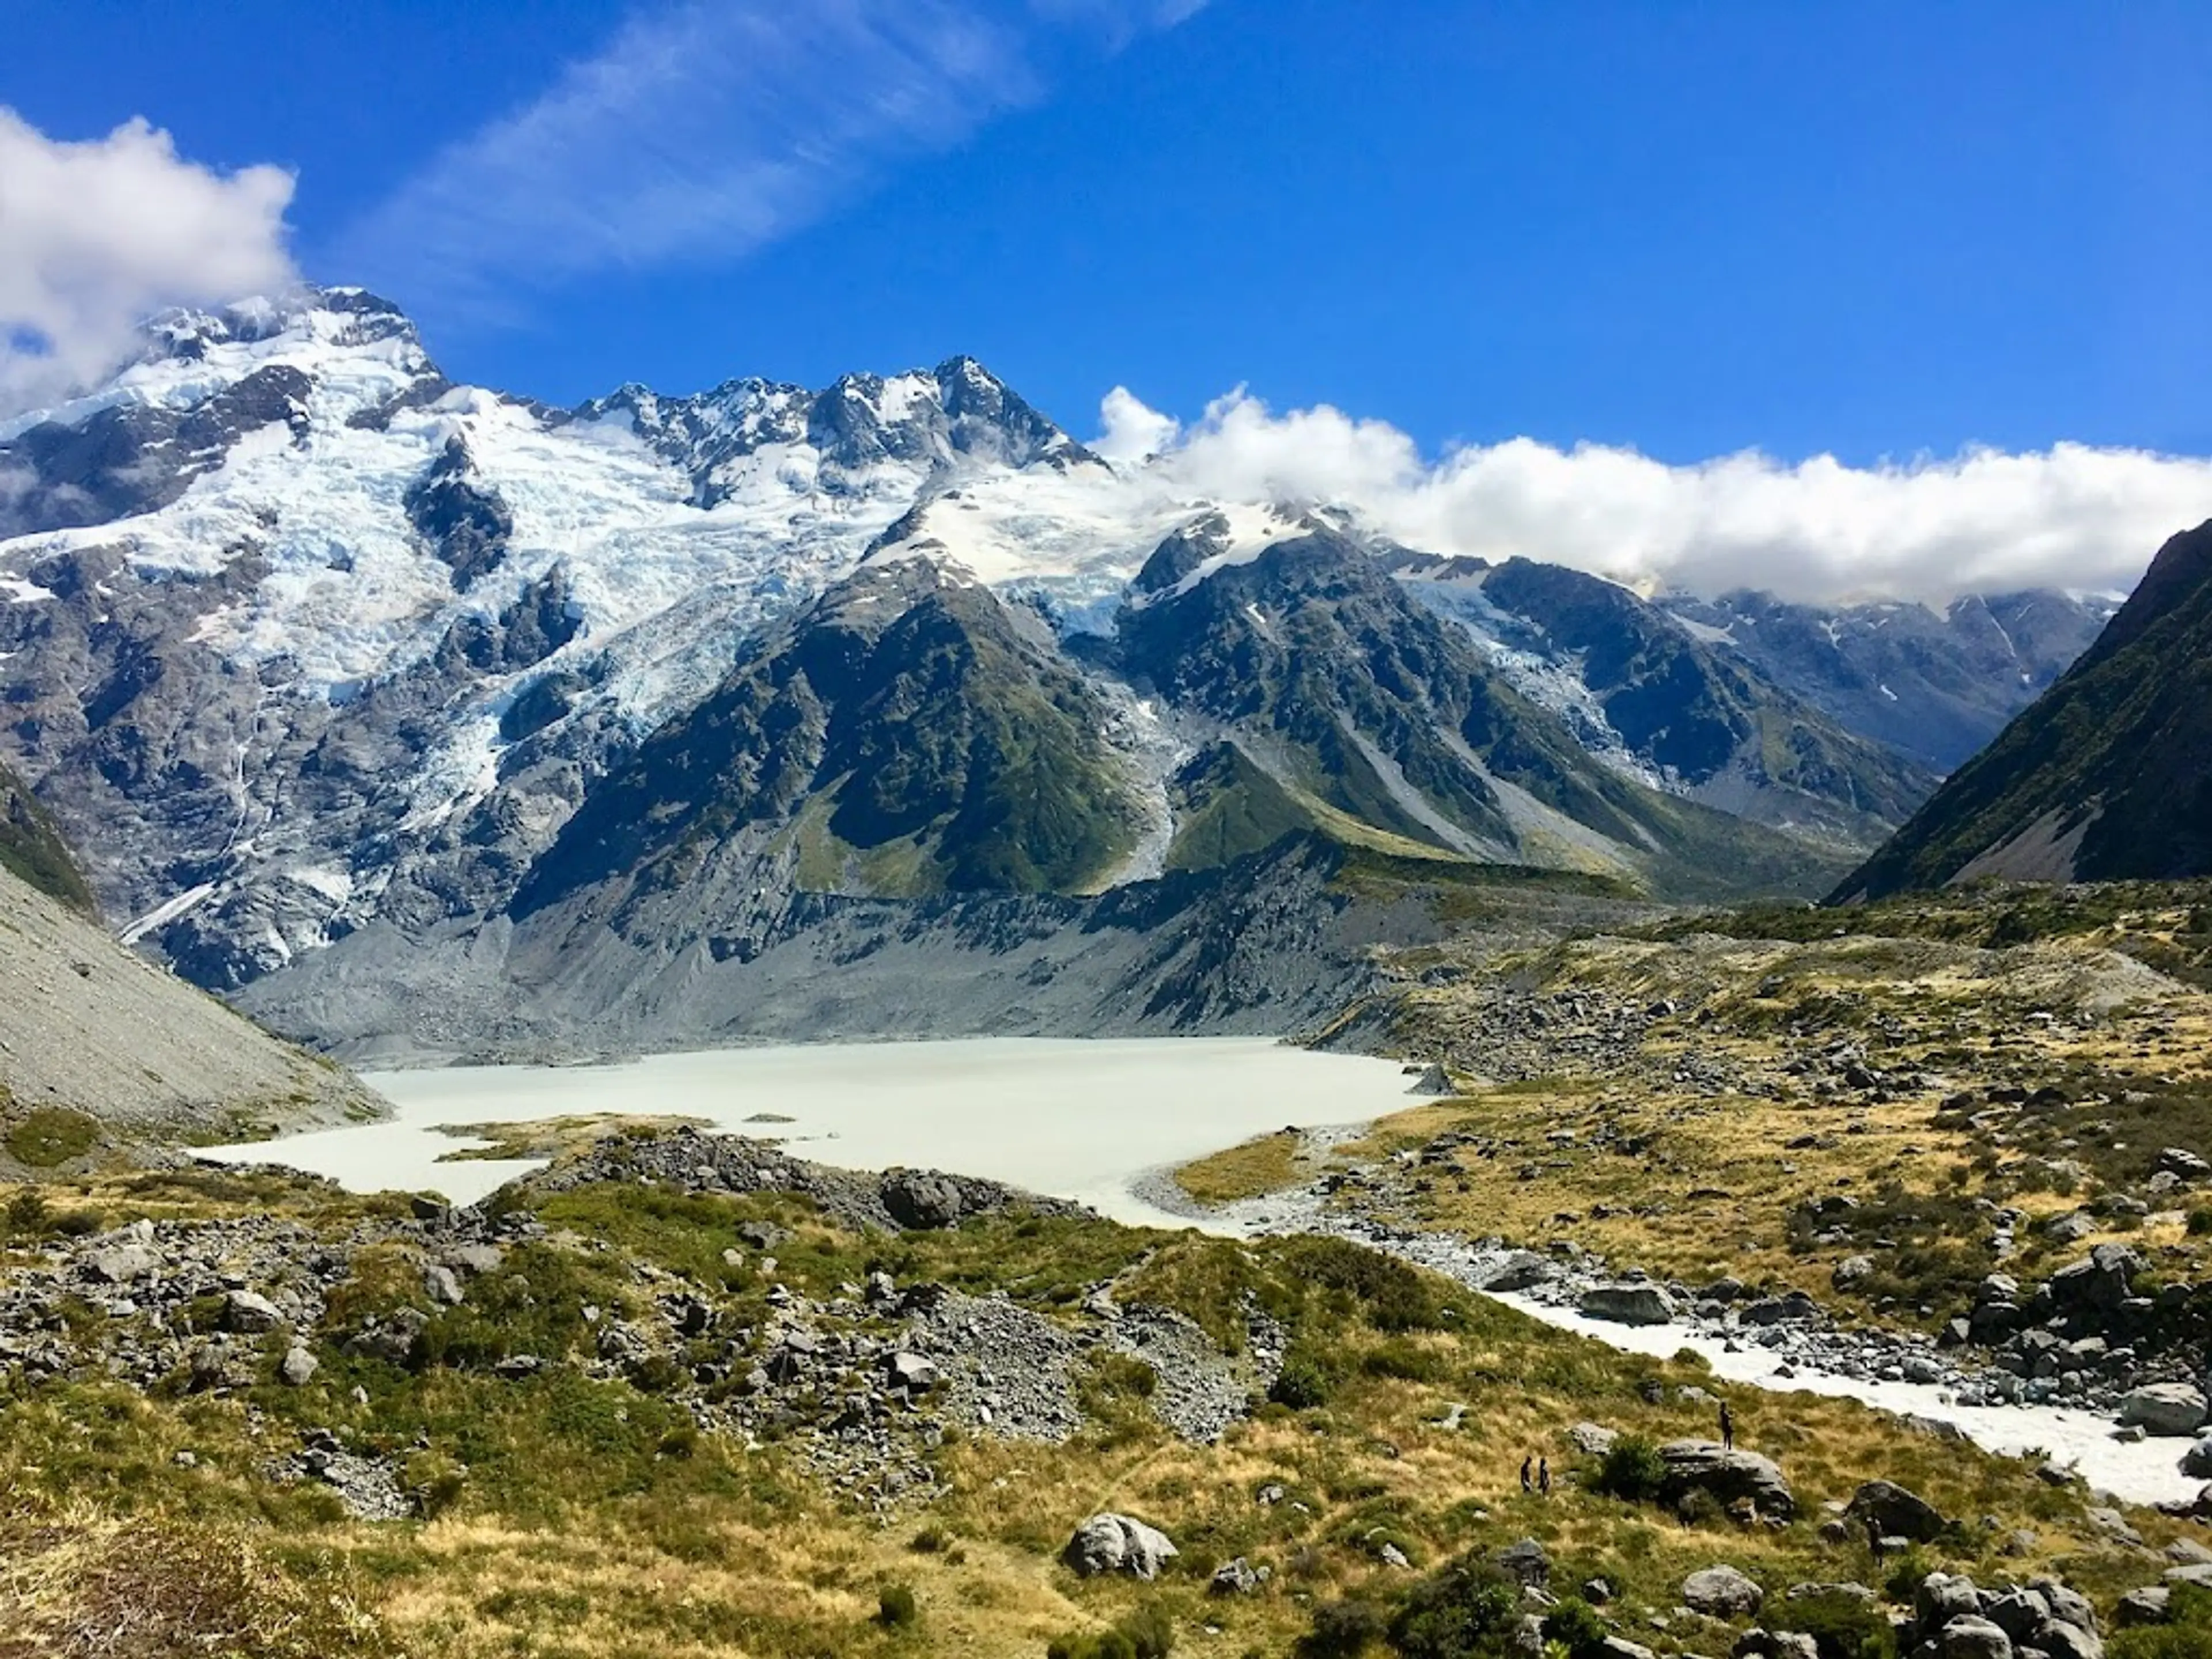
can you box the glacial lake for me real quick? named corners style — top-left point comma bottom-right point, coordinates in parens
top-left (200, 1037), bottom-right (1419, 1226)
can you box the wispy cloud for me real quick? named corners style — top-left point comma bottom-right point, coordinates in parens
top-left (1099, 387), bottom-right (2212, 604)
top-left (0, 110), bottom-right (297, 417)
top-left (340, 0), bottom-right (1202, 321)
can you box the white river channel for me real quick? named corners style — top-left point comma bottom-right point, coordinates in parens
top-left (200, 1036), bottom-right (2199, 1506)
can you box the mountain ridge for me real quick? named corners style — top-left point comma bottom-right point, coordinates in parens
top-left (1838, 519), bottom-right (2212, 900)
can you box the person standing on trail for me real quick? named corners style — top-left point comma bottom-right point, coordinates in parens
top-left (1520, 1455), bottom-right (1533, 1493)
top-left (1538, 1457), bottom-right (1551, 1497)
top-left (1719, 1401), bottom-right (1734, 1450)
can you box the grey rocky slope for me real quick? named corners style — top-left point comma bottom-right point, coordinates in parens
top-left (0, 861), bottom-right (382, 1171)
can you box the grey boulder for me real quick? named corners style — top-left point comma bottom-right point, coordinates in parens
top-left (1683, 1565), bottom-right (1765, 1618)
top-left (2121, 1384), bottom-right (2209, 1437)
top-left (1064, 1513), bottom-right (1177, 1581)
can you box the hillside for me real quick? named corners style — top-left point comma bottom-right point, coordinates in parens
top-left (0, 861), bottom-right (383, 1173)
top-left (0, 756), bottom-right (92, 914)
top-left (1839, 521), bottom-right (2212, 900)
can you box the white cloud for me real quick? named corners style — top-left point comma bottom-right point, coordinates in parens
top-left (342, 0), bottom-right (1202, 321)
top-left (1099, 386), bottom-right (2212, 604)
top-left (0, 110), bottom-right (297, 417)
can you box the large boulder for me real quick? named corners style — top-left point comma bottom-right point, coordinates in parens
top-left (1658, 1441), bottom-right (1795, 1520)
top-left (1064, 1513), bottom-right (1177, 1580)
top-left (2116, 1588), bottom-right (2172, 1629)
top-left (1684, 1565), bottom-right (1766, 1618)
top-left (82, 1243), bottom-right (162, 1284)
top-left (2182, 1436), bottom-right (2212, 1479)
top-left (1580, 1284), bottom-right (1680, 1326)
top-left (1915, 1574), bottom-right (1982, 1633)
top-left (1847, 1479), bottom-right (1948, 1543)
top-left (881, 1170), bottom-right (967, 1230)
top-left (1940, 1616), bottom-right (2014, 1659)
top-left (2047, 1246), bottom-right (2141, 1313)
top-left (222, 1290), bottom-right (286, 1334)
top-left (1496, 1537), bottom-right (1552, 1590)
top-left (2122, 1384), bottom-right (2209, 1437)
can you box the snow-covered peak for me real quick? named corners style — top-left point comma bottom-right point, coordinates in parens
top-left (0, 286), bottom-right (438, 445)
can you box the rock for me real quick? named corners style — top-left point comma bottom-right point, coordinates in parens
top-left (222, 1289), bottom-right (285, 1334)
top-left (1846, 1480), bottom-right (1946, 1543)
top-left (1496, 1538), bottom-right (1552, 1590)
top-left (885, 1352), bottom-right (940, 1393)
top-left (2034, 1581), bottom-right (2097, 1637)
top-left (1480, 1252), bottom-right (1558, 1294)
top-left (1410, 1063), bottom-right (1453, 1095)
top-left (279, 1346), bottom-right (319, 1387)
top-left (2039, 1619), bottom-right (2105, 1659)
top-left (2168, 1540), bottom-right (2212, 1566)
top-left (1683, 1566), bottom-right (1766, 1618)
top-left (408, 1195), bottom-right (450, 1223)
top-left (445, 1243), bottom-right (505, 1277)
top-left (2157, 1148), bottom-right (2212, 1183)
top-left (1787, 1584), bottom-right (1873, 1604)
top-left (882, 1170), bottom-right (966, 1230)
top-left (1581, 1284), bottom-right (1679, 1326)
top-left (1381, 1543), bottom-right (1412, 1569)
top-left (2122, 1384), bottom-right (2209, 1437)
top-left (1982, 1590), bottom-right (2052, 1644)
top-left (1833, 1256), bottom-right (1875, 1290)
top-left (1063, 1513), bottom-right (1177, 1581)
top-left (1917, 1575), bottom-right (1983, 1632)
top-left (1599, 1639), bottom-right (1658, 1659)
top-left (1734, 1631), bottom-right (1818, 1659)
top-left (1658, 1442), bottom-right (1796, 1521)
top-left (1569, 1422), bottom-right (1621, 1456)
top-left (421, 1265), bottom-right (465, 1306)
top-left (2086, 1507), bottom-right (2144, 1546)
top-left (2048, 1246), bottom-right (2141, 1312)
top-left (2166, 1565), bottom-right (2212, 1590)
top-left (2115, 1588), bottom-right (2172, 1629)
top-left (1211, 1557), bottom-right (1263, 1596)
top-left (1940, 1616), bottom-right (2014, 1659)
top-left (82, 1243), bottom-right (161, 1284)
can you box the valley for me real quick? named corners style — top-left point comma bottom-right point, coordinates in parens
top-left (0, 298), bottom-right (2209, 1659)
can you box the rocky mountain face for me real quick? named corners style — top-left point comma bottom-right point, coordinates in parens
top-left (1393, 554), bottom-right (1938, 842)
top-left (1663, 586), bottom-right (2118, 773)
top-left (0, 285), bottom-right (2120, 1040)
top-left (1840, 521), bottom-right (2212, 900)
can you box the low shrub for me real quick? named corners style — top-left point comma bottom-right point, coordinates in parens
top-left (1789, 1589), bottom-right (1896, 1659)
top-left (877, 1583), bottom-right (918, 1628)
top-left (1270, 1352), bottom-right (1334, 1410)
top-left (1291, 1601), bottom-right (1388, 1659)
top-left (1591, 1434), bottom-right (1668, 1503)
top-left (1543, 1597), bottom-right (1612, 1659)
top-left (1388, 1554), bottom-right (1521, 1659)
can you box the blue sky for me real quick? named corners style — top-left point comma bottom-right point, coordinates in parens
top-left (4, 0), bottom-right (2210, 466)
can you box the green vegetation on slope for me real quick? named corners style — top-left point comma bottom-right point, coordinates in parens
top-left (0, 759), bottom-right (94, 915)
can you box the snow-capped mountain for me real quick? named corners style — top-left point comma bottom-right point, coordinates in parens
top-left (0, 287), bottom-right (2111, 1005)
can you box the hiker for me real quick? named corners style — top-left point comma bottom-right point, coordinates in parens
top-left (1719, 1400), bottom-right (1734, 1450)
top-left (1538, 1456), bottom-right (1551, 1497)
top-left (1520, 1455), bottom-right (1533, 1493)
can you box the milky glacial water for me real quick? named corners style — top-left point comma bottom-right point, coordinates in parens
top-left (200, 1037), bottom-right (1414, 1228)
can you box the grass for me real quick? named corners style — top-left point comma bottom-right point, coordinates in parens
top-left (2, 1105), bottom-right (101, 1169)
top-left (1312, 890), bottom-right (2212, 1332)
top-left (1173, 1130), bottom-right (1306, 1204)
top-left (0, 1145), bottom-right (2195, 1658)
